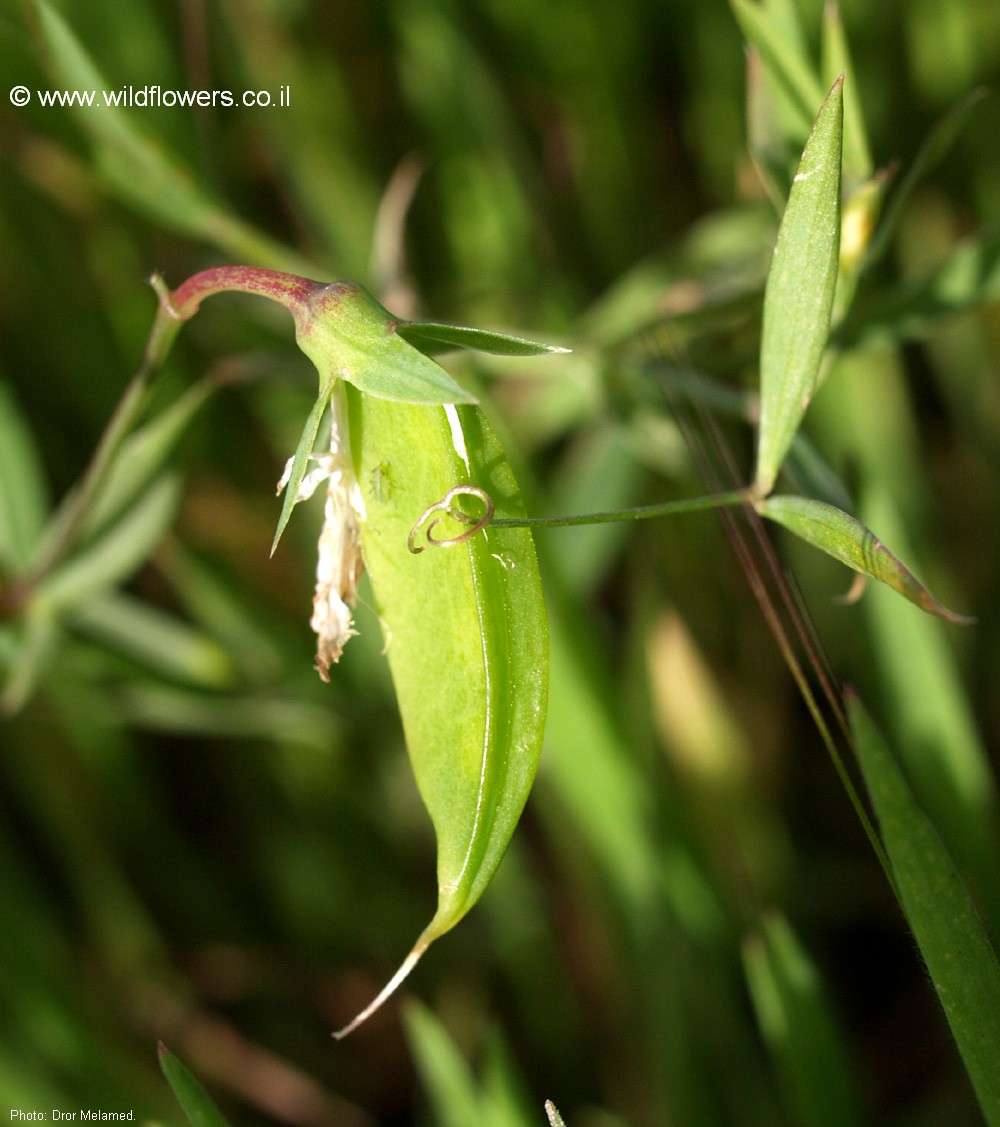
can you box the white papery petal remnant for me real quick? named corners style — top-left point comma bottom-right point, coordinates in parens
top-left (277, 409), bottom-right (365, 680)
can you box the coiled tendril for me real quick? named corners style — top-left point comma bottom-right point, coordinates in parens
top-left (407, 485), bottom-right (495, 554)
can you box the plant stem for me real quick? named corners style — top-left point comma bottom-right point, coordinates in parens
top-left (10, 285), bottom-right (187, 604)
top-left (164, 266), bottom-right (316, 321)
top-left (489, 488), bottom-right (753, 530)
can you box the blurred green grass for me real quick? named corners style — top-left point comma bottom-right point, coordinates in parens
top-left (1, 0), bottom-right (999, 1123)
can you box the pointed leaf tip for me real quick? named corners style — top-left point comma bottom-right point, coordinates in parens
top-left (270, 382), bottom-right (336, 555)
top-left (398, 320), bottom-right (569, 358)
top-left (759, 495), bottom-right (974, 624)
top-left (159, 1042), bottom-right (232, 1127)
top-left (332, 941), bottom-right (427, 1040)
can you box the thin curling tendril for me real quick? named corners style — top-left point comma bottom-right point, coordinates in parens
top-left (407, 485), bottom-right (495, 554)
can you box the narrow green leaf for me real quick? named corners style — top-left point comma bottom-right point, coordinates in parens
top-left (335, 390), bottom-right (547, 1035)
top-left (755, 76), bottom-right (844, 496)
top-left (0, 381), bottom-right (49, 573)
top-left (758, 494), bottom-right (972, 623)
top-left (68, 592), bottom-right (236, 689)
top-left (859, 485), bottom-right (1000, 936)
top-left (847, 694), bottom-right (1000, 1126)
top-left (35, 476), bottom-right (180, 612)
top-left (398, 320), bottom-right (569, 357)
top-left (34, 1), bottom-right (211, 229)
top-left (731, 0), bottom-right (827, 139)
top-left (158, 1042), bottom-right (232, 1127)
top-left (295, 284), bottom-right (478, 405)
top-left (83, 378), bottom-right (215, 540)
top-left (404, 1003), bottom-right (483, 1127)
top-left (862, 88), bottom-right (988, 274)
top-left (836, 224), bottom-right (1000, 349)
top-left (743, 913), bottom-right (866, 1127)
top-left (746, 45), bottom-right (796, 207)
top-left (479, 1032), bottom-right (537, 1127)
top-left (117, 683), bottom-right (336, 752)
top-left (271, 379), bottom-right (335, 555)
top-left (158, 543), bottom-right (287, 683)
top-left (763, 0), bottom-right (810, 60)
top-left (33, 2), bottom-right (308, 273)
top-left (821, 3), bottom-right (872, 186)
top-left (405, 1004), bottom-right (535, 1127)
top-left (0, 609), bottom-right (59, 716)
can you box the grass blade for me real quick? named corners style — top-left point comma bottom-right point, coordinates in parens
top-left (404, 1003), bottom-right (485, 1127)
top-left (731, 0), bottom-right (826, 139)
top-left (158, 1043), bottom-right (232, 1127)
top-left (0, 382), bottom-right (49, 574)
top-left (743, 912), bottom-right (867, 1127)
top-left (821, 3), bottom-right (872, 186)
top-left (847, 693), bottom-right (1000, 1126)
top-left (858, 484), bottom-right (1000, 935)
top-left (36, 475), bottom-right (180, 612)
top-left (68, 592), bottom-right (236, 689)
top-left (863, 87), bottom-right (988, 272)
top-left (82, 378), bottom-right (216, 540)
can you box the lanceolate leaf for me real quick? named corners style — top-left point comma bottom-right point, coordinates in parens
top-left (755, 77), bottom-right (844, 497)
top-left (335, 390), bottom-right (548, 1036)
top-left (271, 379), bottom-right (336, 555)
top-left (847, 694), bottom-right (1000, 1126)
top-left (757, 494), bottom-right (972, 624)
top-left (398, 320), bottom-right (569, 357)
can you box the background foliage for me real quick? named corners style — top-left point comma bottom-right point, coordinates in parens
top-left (1, 0), bottom-right (1000, 1123)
